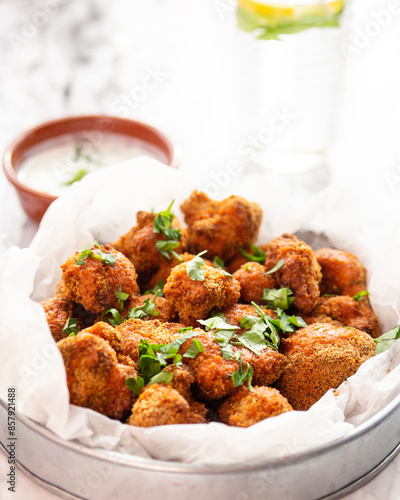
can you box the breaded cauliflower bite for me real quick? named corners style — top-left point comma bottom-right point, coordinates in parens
top-left (41, 297), bottom-right (74, 342)
top-left (275, 323), bottom-right (376, 410)
top-left (112, 211), bottom-right (187, 289)
top-left (223, 303), bottom-right (277, 330)
top-left (232, 262), bottom-right (276, 304)
top-left (219, 386), bottom-right (293, 427)
top-left (127, 384), bottom-right (191, 427)
top-left (61, 243), bottom-right (139, 315)
top-left (264, 234), bottom-right (321, 314)
top-left (315, 248), bottom-right (367, 298)
top-left (57, 332), bottom-right (136, 420)
top-left (302, 295), bottom-right (381, 338)
top-left (164, 262), bottom-right (241, 326)
top-left (180, 191), bottom-right (262, 261)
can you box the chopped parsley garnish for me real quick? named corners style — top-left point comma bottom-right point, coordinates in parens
top-left (63, 317), bottom-right (79, 337)
top-left (231, 353), bottom-right (254, 390)
top-left (144, 279), bottom-right (165, 297)
top-left (153, 201), bottom-right (183, 259)
top-left (126, 291), bottom-right (161, 320)
top-left (125, 330), bottom-right (204, 396)
top-left (103, 308), bottom-right (124, 327)
top-left (239, 243), bottom-right (266, 264)
top-left (262, 288), bottom-right (295, 310)
top-left (353, 291), bottom-right (371, 301)
top-left (153, 201), bottom-right (182, 240)
top-left (115, 285), bottom-right (129, 310)
top-left (104, 291), bottom-right (160, 326)
top-left (76, 240), bottom-right (116, 266)
top-left (374, 326), bottom-right (400, 355)
top-left (265, 259), bottom-right (285, 275)
top-left (187, 250), bottom-right (207, 281)
top-left (213, 256), bottom-right (232, 277)
top-left (155, 240), bottom-right (183, 261)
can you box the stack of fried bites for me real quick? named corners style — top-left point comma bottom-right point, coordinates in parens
top-left (41, 191), bottom-right (383, 428)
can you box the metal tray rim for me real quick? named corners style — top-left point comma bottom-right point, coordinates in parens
top-left (2, 391), bottom-right (400, 475)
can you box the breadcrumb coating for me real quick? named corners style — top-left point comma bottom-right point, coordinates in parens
top-left (164, 262), bottom-right (241, 326)
top-left (232, 262), bottom-right (276, 304)
top-left (275, 323), bottom-right (375, 410)
top-left (219, 386), bottom-right (292, 427)
top-left (302, 295), bottom-right (381, 338)
top-left (264, 234), bottom-right (321, 313)
top-left (315, 248), bottom-right (367, 298)
top-left (181, 191), bottom-right (262, 261)
top-left (57, 332), bottom-right (136, 420)
top-left (61, 244), bottom-right (139, 314)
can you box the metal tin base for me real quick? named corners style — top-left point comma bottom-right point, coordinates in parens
top-left (1, 398), bottom-right (400, 500)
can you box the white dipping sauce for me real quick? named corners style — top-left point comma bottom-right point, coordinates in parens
top-left (18, 133), bottom-right (160, 196)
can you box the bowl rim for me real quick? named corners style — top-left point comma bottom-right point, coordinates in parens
top-left (2, 114), bottom-right (178, 202)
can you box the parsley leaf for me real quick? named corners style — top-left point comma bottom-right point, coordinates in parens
top-left (374, 326), bottom-right (400, 355)
top-left (231, 353), bottom-right (254, 390)
top-left (155, 240), bottom-right (182, 261)
top-left (144, 279), bottom-right (165, 297)
top-left (76, 240), bottom-right (116, 266)
top-left (148, 371), bottom-right (174, 386)
top-left (262, 288), bottom-right (295, 310)
top-left (213, 256), bottom-right (232, 277)
top-left (115, 285), bottom-right (129, 310)
top-left (153, 201), bottom-right (182, 241)
top-left (239, 243), bottom-right (266, 264)
top-left (63, 317), bottom-right (79, 337)
top-left (126, 291), bottom-right (160, 320)
top-left (183, 338), bottom-right (204, 359)
top-left (187, 251), bottom-right (207, 281)
top-left (125, 376), bottom-right (145, 396)
top-left (265, 259), bottom-right (285, 275)
top-left (353, 291), bottom-right (371, 301)
top-left (103, 308), bottom-right (125, 326)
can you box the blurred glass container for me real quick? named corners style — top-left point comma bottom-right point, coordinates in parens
top-left (237, 0), bottom-right (351, 176)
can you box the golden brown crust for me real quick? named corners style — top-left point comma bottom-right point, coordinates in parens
top-left (112, 211), bottom-right (187, 290)
top-left (219, 386), bottom-right (292, 427)
top-left (275, 323), bottom-right (376, 410)
top-left (61, 244), bottom-right (139, 314)
top-left (127, 384), bottom-right (191, 426)
top-left (181, 191), bottom-right (262, 261)
top-left (223, 303), bottom-right (277, 331)
top-left (315, 248), bottom-right (367, 298)
top-left (57, 332), bottom-right (135, 420)
top-left (164, 262), bottom-right (241, 326)
top-left (264, 234), bottom-right (321, 313)
top-left (41, 297), bottom-right (74, 342)
top-left (232, 262), bottom-right (276, 304)
top-left (302, 296), bottom-right (381, 338)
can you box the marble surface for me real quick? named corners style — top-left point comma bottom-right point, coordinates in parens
top-left (1, 0), bottom-right (400, 498)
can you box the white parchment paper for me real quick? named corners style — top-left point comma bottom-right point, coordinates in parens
top-left (1, 156), bottom-right (400, 465)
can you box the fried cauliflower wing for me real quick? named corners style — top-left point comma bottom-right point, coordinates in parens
top-left (61, 243), bottom-right (139, 315)
top-left (219, 386), bottom-right (292, 427)
top-left (127, 383), bottom-right (191, 426)
top-left (57, 332), bottom-right (136, 420)
top-left (264, 234), bottom-right (321, 313)
top-left (112, 211), bottom-right (187, 289)
top-left (302, 295), bottom-right (381, 338)
top-left (164, 261), bottom-right (241, 326)
top-left (315, 247), bottom-right (368, 298)
top-left (180, 191), bottom-right (262, 261)
top-left (232, 262), bottom-right (276, 304)
top-left (275, 323), bottom-right (375, 410)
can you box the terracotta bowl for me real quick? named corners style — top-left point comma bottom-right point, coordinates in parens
top-left (2, 115), bottom-right (178, 223)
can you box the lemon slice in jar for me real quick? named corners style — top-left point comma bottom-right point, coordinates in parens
top-left (237, 0), bottom-right (346, 39)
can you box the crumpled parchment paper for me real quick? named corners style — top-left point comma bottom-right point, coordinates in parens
top-left (1, 156), bottom-right (399, 465)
